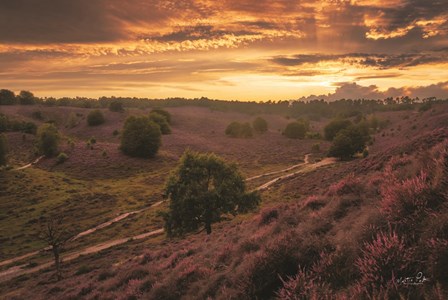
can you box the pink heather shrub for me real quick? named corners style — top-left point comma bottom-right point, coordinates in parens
top-left (276, 268), bottom-right (333, 300)
top-left (258, 207), bottom-right (279, 226)
top-left (427, 238), bottom-right (448, 286)
top-left (301, 195), bottom-right (327, 210)
top-left (380, 171), bottom-right (434, 226)
top-left (355, 231), bottom-right (412, 291)
top-left (327, 173), bottom-right (364, 197)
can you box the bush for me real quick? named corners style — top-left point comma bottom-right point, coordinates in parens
top-left (120, 116), bottom-right (161, 158)
top-left (324, 119), bottom-right (352, 141)
top-left (225, 121), bottom-right (253, 138)
top-left (253, 117), bottom-right (268, 133)
top-left (419, 102), bottom-right (432, 112)
top-left (56, 152), bottom-right (68, 164)
top-left (109, 101), bottom-right (124, 112)
top-left (150, 108), bottom-right (171, 124)
top-left (31, 111), bottom-right (44, 120)
top-left (112, 129), bottom-right (119, 136)
top-left (311, 143), bottom-right (320, 153)
top-left (36, 124), bottom-right (59, 157)
top-left (355, 231), bottom-right (412, 292)
top-left (283, 122), bottom-right (307, 139)
top-left (87, 109), bottom-right (105, 126)
top-left (149, 112), bottom-right (171, 134)
top-left (0, 134), bottom-right (8, 166)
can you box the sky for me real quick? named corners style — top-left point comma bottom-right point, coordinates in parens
top-left (0, 0), bottom-right (447, 101)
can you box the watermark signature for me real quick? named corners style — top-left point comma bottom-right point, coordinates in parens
top-left (396, 272), bottom-right (430, 286)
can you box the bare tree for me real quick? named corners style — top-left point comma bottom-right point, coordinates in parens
top-left (38, 215), bottom-right (70, 281)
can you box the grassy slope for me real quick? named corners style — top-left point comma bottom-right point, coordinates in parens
top-left (0, 103), bottom-right (447, 299)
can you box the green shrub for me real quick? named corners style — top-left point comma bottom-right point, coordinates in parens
top-left (36, 124), bottom-right (59, 157)
top-left (150, 108), bottom-right (171, 124)
top-left (56, 152), bottom-right (68, 164)
top-left (31, 111), bottom-right (44, 120)
top-left (109, 101), bottom-right (124, 112)
top-left (253, 117), bottom-right (268, 133)
top-left (324, 119), bottom-right (352, 141)
top-left (225, 121), bottom-right (253, 138)
top-left (311, 143), bottom-right (320, 153)
top-left (87, 110), bottom-right (105, 126)
top-left (120, 116), bottom-right (161, 158)
top-left (283, 122), bottom-right (306, 139)
top-left (149, 112), bottom-right (171, 134)
top-left (113, 129), bottom-right (119, 136)
top-left (419, 102), bottom-right (432, 112)
top-left (0, 134), bottom-right (8, 166)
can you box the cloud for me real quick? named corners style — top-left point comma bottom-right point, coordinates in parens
top-left (271, 51), bottom-right (448, 69)
top-left (298, 81), bottom-right (448, 101)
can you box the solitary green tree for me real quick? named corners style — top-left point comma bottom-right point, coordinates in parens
top-left (163, 151), bottom-right (260, 235)
top-left (37, 124), bottom-right (59, 157)
top-left (253, 117), bottom-right (268, 133)
top-left (120, 116), bottom-right (161, 158)
top-left (0, 134), bottom-right (8, 166)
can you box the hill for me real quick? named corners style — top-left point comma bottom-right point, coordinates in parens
top-left (0, 101), bottom-right (447, 299)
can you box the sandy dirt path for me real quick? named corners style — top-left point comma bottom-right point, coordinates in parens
top-left (246, 154), bottom-right (310, 181)
top-left (13, 156), bottom-right (44, 171)
top-left (0, 229), bottom-right (164, 283)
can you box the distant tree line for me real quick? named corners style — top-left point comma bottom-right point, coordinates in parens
top-left (1, 89), bottom-right (446, 119)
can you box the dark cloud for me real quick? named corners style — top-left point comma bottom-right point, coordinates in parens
top-left (271, 51), bottom-right (448, 69)
top-left (143, 25), bottom-right (258, 43)
top-left (0, 0), bottom-right (125, 43)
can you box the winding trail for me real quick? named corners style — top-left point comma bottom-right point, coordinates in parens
top-left (13, 156), bottom-right (44, 171)
top-left (0, 229), bottom-right (164, 283)
top-left (246, 154), bottom-right (310, 181)
top-left (0, 154), bottom-right (337, 283)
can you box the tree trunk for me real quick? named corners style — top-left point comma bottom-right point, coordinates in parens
top-left (205, 220), bottom-right (212, 235)
top-left (53, 245), bottom-right (61, 281)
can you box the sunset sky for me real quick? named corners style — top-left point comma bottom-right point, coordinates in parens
top-left (0, 0), bottom-right (447, 101)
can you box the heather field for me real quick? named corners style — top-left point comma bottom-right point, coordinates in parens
top-left (1, 100), bottom-right (448, 299)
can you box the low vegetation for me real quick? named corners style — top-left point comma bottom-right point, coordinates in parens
top-left (253, 117), bottom-right (268, 133)
top-left (87, 109), bottom-right (105, 126)
top-left (120, 116), bottom-right (161, 158)
top-left (283, 121), bottom-right (307, 139)
top-left (225, 121), bottom-right (253, 138)
top-left (0, 133), bottom-right (7, 166)
top-left (149, 112), bottom-right (171, 134)
top-left (36, 123), bottom-right (60, 157)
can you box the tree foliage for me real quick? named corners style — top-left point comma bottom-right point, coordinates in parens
top-left (0, 133), bottom-right (8, 166)
top-left (150, 108), bottom-right (171, 124)
top-left (87, 109), bottom-right (105, 126)
top-left (324, 119), bottom-right (352, 141)
top-left (163, 151), bottom-right (260, 235)
top-left (109, 101), bottom-right (124, 112)
top-left (328, 125), bottom-right (369, 160)
top-left (18, 90), bottom-right (36, 105)
top-left (149, 112), bottom-right (171, 134)
top-left (253, 117), bottom-right (268, 133)
top-left (283, 121), bottom-right (307, 139)
top-left (225, 121), bottom-right (253, 138)
top-left (120, 116), bottom-right (161, 158)
top-left (0, 89), bottom-right (16, 105)
top-left (37, 123), bottom-right (59, 157)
